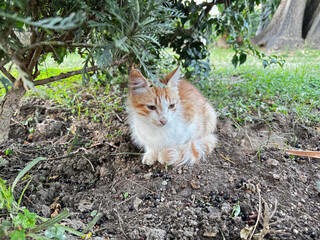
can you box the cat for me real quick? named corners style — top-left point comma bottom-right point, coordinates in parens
top-left (127, 66), bottom-right (217, 166)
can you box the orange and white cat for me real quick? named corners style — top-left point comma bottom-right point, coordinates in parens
top-left (127, 66), bottom-right (217, 166)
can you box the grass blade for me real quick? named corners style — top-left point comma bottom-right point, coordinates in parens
top-left (28, 209), bottom-right (69, 234)
top-left (28, 234), bottom-right (51, 240)
top-left (83, 212), bottom-right (103, 233)
top-left (57, 225), bottom-right (86, 237)
top-left (12, 157), bottom-right (46, 192)
top-left (17, 179), bottom-right (32, 209)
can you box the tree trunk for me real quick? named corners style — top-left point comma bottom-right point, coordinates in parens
top-left (305, 0), bottom-right (320, 48)
top-left (251, 0), bottom-right (287, 47)
top-left (0, 85), bottom-right (26, 144)
top-left (252, 0), bottom-right (307, 51)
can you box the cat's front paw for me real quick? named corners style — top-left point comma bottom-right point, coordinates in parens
top-left (142, 152), bottom-right (158, 165)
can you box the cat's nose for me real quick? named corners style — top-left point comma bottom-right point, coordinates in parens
top-left (160, 118), bottom-right (168, 125)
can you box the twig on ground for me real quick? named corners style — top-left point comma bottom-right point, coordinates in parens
top-left (231, 118), bottom-right (253, 148)
top-left (82, 155), bottom-right (95, 172)
top-left (110, 152), bottom-right (143, 156)
top-left (219, 153), bottom-right (236, 164)
top-left (117, 194), bottom-right (137, 206)
top-left (115, 113), bottom-right (123, 122)
top-left (297, 209), bottom-right (320, 224)
top-left (114, 208), bottom-right (129, 239)
top-left (127, 179), bottom-right (154, 193)
top-left (248, 184), bottom-right (262, 240)
top-left (249, 185), bottom-right (286, 240)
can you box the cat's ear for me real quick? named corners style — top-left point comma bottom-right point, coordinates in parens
top-left (166, 66), bottom-right (182, 89)
top-left (129, 68), bottom-right (149, 93)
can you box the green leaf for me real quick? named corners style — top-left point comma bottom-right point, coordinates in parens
top-left (5, 149), bottom-right (14, 156)
top-left (124, 192), bottom-right (129, 198)
top-left (83, 213), bottom-right (103, 233)
top-left (0, 76), bottom-right (13, 93)
top-left (10, 229), bottom-right (26, 240)
top-left (12, 157), bottom-right (47, 192)
top-left (15, 21), bottom-right (24, 29)
top-left (90, 210), bottom-right (98, 217)
top-left (44, 226), bottom-right (66, 240)
top-left (27, 234), bottom-right (51, 240)
top-left (239, 53), bottom-right (247, 65)
top-left (0, 11), bottom-right (86, 30)
top-left (232, 54), bottom-right (238, 68)
top-left (0, 220), bottom-right (11, 237)
top-left (12, 209), bottom-right (37, 229)
top-left (28, 209), bottom-right (69, 234)
top-left (262, 60), bottom-right (268, 68)
top-left (53, 47), bottom-right (67, 64)
top-left (231, 201), bottom-right (241, 218)
top-left (0, 178), bottom-right (13, 211)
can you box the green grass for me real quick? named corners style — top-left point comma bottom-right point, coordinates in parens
top-left (199, 47), bottom-right (320, 124)
top-left (1, 48), bottom-right (320, 125)
top-left (0, 54), bottom-right (125, 124)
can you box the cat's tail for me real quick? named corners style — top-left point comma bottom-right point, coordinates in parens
top-left (158, 134), bottom-right (217, 166)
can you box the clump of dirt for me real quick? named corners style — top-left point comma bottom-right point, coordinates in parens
top-left (0, 96), bottom-right (319, 240)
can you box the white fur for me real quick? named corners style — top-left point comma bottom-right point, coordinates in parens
top-left (127, 67), bottom-right (217, 166)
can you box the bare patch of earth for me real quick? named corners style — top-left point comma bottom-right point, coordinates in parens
top-left (0, 96), bottom-right (319, 240)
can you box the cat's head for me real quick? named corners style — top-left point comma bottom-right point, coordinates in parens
top-left (128, 66), bottom-right (181, 127)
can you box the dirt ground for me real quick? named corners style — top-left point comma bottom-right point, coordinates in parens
top-left (0, 95), bottom-right (319, 240)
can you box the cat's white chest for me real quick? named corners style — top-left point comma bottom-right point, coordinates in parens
top-left (130, 114), bottom-right (195, 151)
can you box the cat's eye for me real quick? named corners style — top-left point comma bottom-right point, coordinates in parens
top-left (169, 103), bottom-right (175, 109)
top-left (147, 105), bottom-right (156, 110)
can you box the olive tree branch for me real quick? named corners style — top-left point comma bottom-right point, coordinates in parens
top-left (17, 41), bottom-right (106, 56)
top-left (33, 66), bottom-right (99, 86)
top-left (0, 66), bottom-right (16, 83)
top-left (33, 52), bottom-right (129, 86)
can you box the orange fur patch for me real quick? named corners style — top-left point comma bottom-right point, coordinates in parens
top-left (191, 142), bottom-right (199, 164)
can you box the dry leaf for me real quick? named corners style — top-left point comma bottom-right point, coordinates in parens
top-left (88, 141), bottom-right (103, 148)
top-left (286, 150), bottom-right (320, 159)
top-left (240, 226), bottom-right (254, 240)
top-left (70, 124), bottom-right (77, 135)
top-left (180, 183), bottom-right (187, 188)
top-left (190, 179), bottom-right (201, 189)
top-left (49, 175), bottom-right (59, 180)
top-left (203, 232), bottom-right (216, 237)
top-left (50, 197), bottom-right (61, 218)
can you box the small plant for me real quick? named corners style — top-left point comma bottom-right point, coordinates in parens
top-left (0, 157), bottom-right (90, 239)
top-left (5, 149), bottom-right (14, 157)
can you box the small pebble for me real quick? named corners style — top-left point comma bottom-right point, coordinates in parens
top-left (310, 231), bottom-right (316, 238)
top-left (240, 213), bottom-right (247, 221)
top-left (284, 153), bottom-right (290, 158)
top-left (232, 197), bottom-right (238, 203)
top-left (293, 229), bottom-right (299, 234)
top-left (248, 219), bottom-right (255, 225)
top-left (215, 196), bottom-right (222, 202)
top-left (209, 191), bottom-right (216, 196)
top-left (273, 174), bottom-right (281, 180)
top-left (129, 206), bottom-right (135, 211)
top-left (162, 180), bottom-right (168, 186)
top-left (240, 177), bottom-right (246, 183)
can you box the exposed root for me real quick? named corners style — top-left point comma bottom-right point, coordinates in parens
top-left (249, 185), bottom-right (286, 240)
